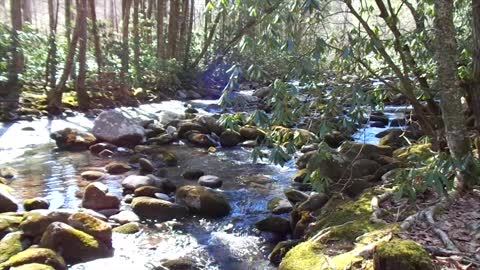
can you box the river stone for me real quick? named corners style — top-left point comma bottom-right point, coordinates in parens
top-left (23, 197), bottom-right (49, 211)
top-left (255, 216), bottom-right (291, 235)
top-left (182, 169), bottom-right (205, 180)
top-left (267, 198), bottom-right (293, 214)
top-left (109, 210), bottom-right (140, 225)
top-left (122, 175), bottom-right (175, 192)
top-left (50, 128), bottom-right (96, 151)
top-left (0, 188), bottom-right (18, 213)
top-left (148, 134), bottom-right (175, 145)
top-left (177, 122), bottom-right (208, 138)
top-left (253, 86), bottom-right (272, 99)
top-left (0, 232), bottom-right (29, 264)
top-left (131, 197), bottom-right (188, 221)
top-left (40, 222), bottom-right (113, 264)
top-left (239, 126), bottom-right (265, 140)
top-left (99, 149), bottom-right (114, 158)
top-left (198, 175), bottom-right (223, 189)
top-left (284, 189), bottom-right (309, 204)
top-left (161, 258), bottom-right (201, 270)
top-left (82, 182), bottom-right (120, 210)
top-left (187, 133), bottom-right (217, 147)
top-left (92, 110), bottom-right (145, 147)
top-left (323, 131), bottom-right (347, 148)
top-left (112, 222), bottom-right (140, 234)
top-left (175, 186), bottom-right (230, 217)
top-left (9, 263), bottom-right (55, 270)
top-left (1, 248), bottom-right (66, 270)
top-left (269, 239), bottom-right (301, 266)
top-left (379, 130), bottom-right (409, 149)
top-left (239, 140), bottom-right (258, 148)
top-left (351, 159), bottom-right (381, 178)
top-left (219, 130), bottom-right (242, 147)
top-left (0, 166), bottom-right (16, 179)
top-left (339, 142), bottom-right (393, 160)
top-left (197, 115), bottom-right (224, 135)
top-left (80, 171), bottom-right (105, 181)
top-left (105, 162), bottom-right (131, 174)
top-left (20, 212), bottom-right (57, 237)
top-left (67, 212), bottom-right (112, 245)
top-left (369, 114), bottom-right (389, 125)
top-left (134, 186), bottom-right (165, 197)
top-left (297, 193), bottom-right (329, 212)
top-left (370, 121), bottom-right (386, 128)
top-left (89, 142), bottom-right (117, 155)
top-left (139, 158), bottom-right (155, 173)
top-left (373, 239), bottom-right (434, 270)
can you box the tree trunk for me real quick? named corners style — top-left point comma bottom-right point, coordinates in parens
top-left (76, 0), bottom-right (89, 109)
top-left (183, 0), bottom-right (194, 68)
top-left (133, 0), bottom-right (141, 83)
top-left (45, 0), bottom-right (59, 90)
top-left (204, 0), bottom-right (210, 65)
top-left (22, 0), bottom-right (32, 24)
top-left (469, 0), bottom-right (480, 132)
top-left (88, 0), bottom-right (103, 74)
top-left (121, 0), bottom-right (132, 85)
top-left (65, 0), bottom-right (73, 45)
top-left (177, 0), bottom-right (189, 59)
top-left (168, 0), bottom-right (179, 59)
top-left (434, 0), bottom-right (475, 191)
top-left (156, 0), bottom-right (166, 59)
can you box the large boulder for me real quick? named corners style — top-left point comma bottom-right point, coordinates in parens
top-left (351, 159), bottom-right (381, 178)
top-left (239, 126), bottom-right (265, 140)
top-left (131, 197), bottom-right (188, 221)
top-left (339, 142), bottom-right (393, 160)
top-left (40, 222), bottom-right (113, 264)
top-left (122, 175), bottom-right (175, 193)
top-left (373, 239), bottom-right (434, 270)
top-left (92, 110), bottom-right (145, 147)
top-left (50, 128), bottom-right (96, 151)
top-left (197, 115), bottom-right (224, 135)
top-left (255, 216), bottom-right (291, 234)
top-left (0, 232), bottom-right (30, 264)
top-left (67, 212), bottom-right (112, 245)
top-left (0, 188), bottom-right (18, 213)
top-left (220, 130), bottom-right (243, 147)
top-left (186, 133), bottom-right (217, 147)
top-left (177, 122), bottom-right (208, 138)
top-left (175, 186), bottom-right (230, 217)
top-left (0, 248), bottom-right (66, 270)
top-left (82, 182), bottom-right (120, 210)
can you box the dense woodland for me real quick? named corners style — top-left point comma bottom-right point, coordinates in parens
top-left (0, 0), bottom-right (480, 269)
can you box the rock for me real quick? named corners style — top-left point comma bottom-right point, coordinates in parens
top-left (155, 193), bottom-right (171, 201)
top-left (89, 142), bottom-right (117, 155)
top-left (148, 134), bottom-right (175, 145)
top-left (219, 130), bottom-right (242, 147)
top-left (373, 239), bottom-right (434, 270)
top-left (292, 169), bottom-right (308, 183)
top-left (197, 115), bottom-right (224, 135)
top-left (23, 198), bottom-right (49, 211)
top-left (0, 232), bottom-right (29, 264)
top-left (139, 158), bottom-right (155, 173)
top-left (82, 182), bottom-right (120, 210)
top-left (323, 131), bottom-right (347, 148)
top-left (255, 216), bottom-right (291, 234)
top-left (177, 122), bottom-right (208, 138)
top-left (370, 121), bottom-right (386, 128)
top-left (369, 114), bottom-right (389, 125)
top-left (339, 142), bottom-right (393, 160)
top-left (131, 197), bottom-right (188, 221)
top-left (134, 186), bottom-right (165, 197)
top-left (297, 193), bottom-right (329, 212)
top-left (284, 189), bottom-right (309, 204)
top-left (267, 198), bottom-right (293, 214)
top-left (97, 209), bottom-right (119, 217)
top-left (50, 128), bottom-right (96, 151)
top-left (239, 140), bottom-right (257, 147)
top-left (390, 118), bottom-right (406, 127)
top-left (0, 188), bottom-right (18, 213)
top-left (269, 240), bottom-right (301, 266)
top-left (67, 212), bottom-right (112, 245)
top-left (198, 175), bottom-right (223, 188)
top-left (80, 171), bottom-right (105, 181)
top-left (122, 175), bottom-right (175, 192)
top-left (99, 149), bottom-right (114, 158)
top-left (1, 248), bottom-right (66, 270)
top-left (0, 167), bottom-right (16, 179)
top-left (344, 179), bottom-right (371, 198)
top-left (158, 111), bottom-right (184, 126)
top-left (109, 210), bottom-right (140, 225)
top-left (105, 162), bottom-right (131, 174)
top-left (112, 222), bottom-right (140, 234)
top-left (92, 110), bottom-right (145, 147)
top-left (175, 186), bottom-right (230, 217)
top-left (351, 159), bottom-right (381, 178)
top-left (40, 222), bottom-right (113, 264)
top-left (19, 212), bottom-right (56, 237)
top-left (300, 144), bottom-right (318, 153)
top-left (186, 133), bottom-right (217, 147)
top-left (161, 258), bottom-right (201, 270)
top-left (252, 86), bottom-right (272, 99)
top-left (239, 126), bottom-right (265, 140)
top-left (379, 130), bottom-right (409, 149)
top-left (10, 263), bottom-right (56, 270)
top-left (182, 169), bottom-right (205, 180)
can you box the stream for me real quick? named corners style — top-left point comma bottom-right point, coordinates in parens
top-left (0, 92), bottom-right (408, 269)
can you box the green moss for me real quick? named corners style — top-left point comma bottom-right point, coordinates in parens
top-left (113, 222), bottom-right (140, 234)
top-left (11, 263), bottom-right (55, 270)
top-left (2, 248), bottom-right (66, 270)
top-left (279, 242), bottom-right (327, 270)
top-left (0, 232), bottom-right (27, 263)
top-left (374, 239), bottom-right (434, 270)
top-left (163, 151), bottom-right (178, 166)
top-left (292, 169), bottom-right (307, 183)
top-left (393, 143), bottom-right (432, 161)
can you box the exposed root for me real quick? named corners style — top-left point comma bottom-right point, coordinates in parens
top-left (370, 192), bottom-right (393, 224)
top-left (423, 246), bottom-right (480, 266)
top-left (310, 221), bottom-right (355, 243)
top-left (423, 207), bottom-right (459, 252)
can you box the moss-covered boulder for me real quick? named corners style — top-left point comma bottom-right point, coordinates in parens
top-left (23, 198), bottom-right (49, 211)
top-left (373, 239), bottom-right (434, 270)
top-left (239, 126), bottom-right (265, 140)
top-left (255, 216), bottom-right (291, 235)
top-left (175, 186), bottom-right (230, 218)
top-left (67, 212), bottom-right (112, 245)
top-left (0, 232), bottom-right (30, 264)
top-left (132, 197), bottom-right (188, 221)
top-left (1, 248), bottom-right (66, 270)
top-left (0, 188), bottom-right (18, 213)
top-left (40, 222), bottom-right (113, 264)
top-left (10, 263), bottom-right (55, 270)
top-left (269, 240), bottom-right (302, 266)
top-left (393, 143), bottom-right (433, 161)
top-left (112, 222), bottom-right (140, 234)
top-left (267, 198), bottom-right (293, 214)
top-left (220, 130), bottom-right (242, 147)
top-left (0, 213), bottom-right (22, 238)
top-left (339, 142), bottom-right (393, 160)
top-left (19, 212), bottom-right (56, 237)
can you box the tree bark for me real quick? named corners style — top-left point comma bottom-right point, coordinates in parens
top-left (156, 0), bottom-right (166, 59)
top-left (121, 0), bottom-right (132, 85)
top-left (88, 0), bottom-right (103, 74)
top-left (434, 0), bottom-right (475, 191)
top-left (469, 0), bottom-right (480, 132)
top-left (133, 0), bottom-right (141, 83)
top-left (183, 0), bottom-right (194, 68)
top-left (22, 0), bottom-right (33, 24)
top-left (76, 0), bottom-right (90, 109)
top-left (168, 0), bottom-right (180, 59)
top-left (177, 0), bottom-right (189, 59)
top-left (45, 0), bottom-right (59, 90)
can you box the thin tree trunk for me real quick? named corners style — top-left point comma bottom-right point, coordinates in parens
top-left (469, 0), bottom-right (480, 132)
top-left (45, 0), bottom-right (59, 90)
top-left (192, 11), bottom-right (221, 68)
top-left (121, 0), bottom-right (132, 85)
top-left (168, 0), bottom-right (179, 59)
top-left (434, 0), bottom-right (475, 191)
top-left (88, 0), bottom-right (103, 74)
top-left (204, 0), bottom-right (210, 66)
top-left (156, 0), bottom-right (165, 59)
top-left (177, 0), bottom-right (189, 59)
top-left (77, 0), bottom-right (90, 109)
top-left (22, 0), bottom-right (32, 24)
top-left (133, 0), bottom-right (141, 83)
top-left (66, 0), bottom-right (72, 45)
top-left (183, 0), bottom-right (194, 68)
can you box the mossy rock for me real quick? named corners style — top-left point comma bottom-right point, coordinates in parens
top-left (112, 222), bottom-right (140, 234)
top-left (19, 212), bottom-right (55, 237)
top-left (67, 212), bottom-right (112, 245)
top-left (10, 263), bottom-right (55, 270)
top-left (292, 169), bottom-right (307, 183)
top-left (23, 198), bottom-right (49, 211)
top-left (0, 232), bottom-right (30, 264)
top-left (373, 239), bottom-right (434, 270)
top-left (0, 213), bottom-right (23, 238)
top-left (1, 248), bottom-right (66, 270)
top-left (162, 151), bottom-right (178, 166)
top-left (393, 143), bottom-right (433, 161)
top-left (279, 242), bottom-right (327, 270)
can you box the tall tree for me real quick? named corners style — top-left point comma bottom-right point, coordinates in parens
top-left (121, 0), bottom-right (133, 85)
top-left (88, 0), bottom-right (104, 74)
top-left (45, 0), bottom-right (59, 90)
top-left (183, 0), bottom-right (195, 68)
top-left (178, 0), bottom-right (189, 59)
top-left (76, 0), bottom-right (90, 109)
top-left (469, 0), bottom-right (480, 132)
top-left (22, 0), bottom-right (33, 24)
top-left (156, 0), bottom-right (166, 59)
top-left (434, 0), bottom-right (475, 191)
top-left (168, 0), bottom-right (180, 59)
top-left (133, 0), bottom-right (141, 83)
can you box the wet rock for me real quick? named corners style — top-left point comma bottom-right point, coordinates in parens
top-left (351, 159), bottom-right (381, 178)
top-left (369, 114), bottom-right (389, 125)
top-left (252, 86), bottom-right (272, 99)
top-left (339, 142), bottom-right (393, 160)
top-left (161, 258), bottom-right (201, 270)
top-left (40, 222), bottom-right (113, 264)
top-left (154, 193), bottom-right (172, 201)
top-left (390, 118), bottom-right (406, 127)
top-left (9, 263), bottom-right (55, 270)
top-left (175, 186), bottom-right (230, 217)
top-left (379, 130), bottom-right (409, 149)
top-left (0, 232), bottom-right (29, 264)
top-left (139, 158), bottom-right (155, 173)
top-left (197, 115), bottom-right (224, 135)
top-left (80, 171), bottom-right (105, 181)
top-left (147, 134), bottom-right (175, 145)
top-left (131, 197), bottom-right (188, 221)
top-left (92, 110), bottom-right (145, 147)
top-left (50, 128), bottom-right (96, 151)
top-left (112, 222), bottom-right (140, 234)
top-left (292, 169), bottom-right (308, 183)
top-left (373, 239), bottom-right (434, 270)
top-left (267, 198), bottom-right (293, 214)
top-left (89, 142), bottom-right (117, 155)
top-left (255, 216), bottom-right (291, 234)
top-left (158, 111), bottom-right (184, 126)
top-left (219, 130), bottom-right (242, 147)
top-left (284, 189), bottom-right (309, 204)
top-left (20, 212), bottom-right (56, 237)
top-left (186, 133), bottom-right (217, 147)
top-left (292, 212), bottom-right (315, 239)
top-left (0, 188), bottom-right (18, 213)
top-left (370, 121), bottom-right (386, 128)
top-left (239, 140), bottom-right (257, 147)
top-left (23, 198), bottom-right (49, 211)
top-left (67, 212), bottom-right (112, 245)
top-left (239, 126), bottom-right (265, 140)
top-left (122, 175), bottom-right (175, 192)
top-left (109, 210), bottom-right (140, 225)
top-left (198, 175), bottom-right (223, 189)
top-left (323, 131), bottom-right (347, 148)
top-left (98, 149), bottom-right (114, 158)
top-left (105, 162), bottom-right (131, 174)
top-left (0, 166), bottom-right (16, 179)
top-left (134, 186), bottom-right (165, 197)
top-left (177, 122), bottom-right (208, 138)
top-left (182, 169), bottom-right (205, 180)
top-left (97, 209), bottom-right (119, 217)
top-left (297, 193), bottom-right (329, 212)
top-left (82, 182), bottom-right (120, 210)
top-left (269, 239), bottom-right (301, 266)
top-left (1, 248), bottom-right (66, 270)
